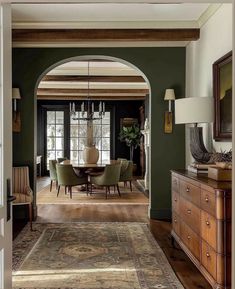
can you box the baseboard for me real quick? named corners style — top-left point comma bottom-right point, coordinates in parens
top-left (150, 208), bottom-right (171, 221)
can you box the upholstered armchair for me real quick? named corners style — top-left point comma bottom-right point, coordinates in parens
top-left (119, 160), bottom-right (133, 191)
top-left (49, 160), bottom-right (58, 191)
top-left (12, 166), bottom-right (33, 230)
top-left (90, 163), bottom-right (121, 199)
top-left (56, 164), bottom-right (88, 198)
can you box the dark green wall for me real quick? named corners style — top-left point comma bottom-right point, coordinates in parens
top-left (13, 47), bottom-right (185, 220)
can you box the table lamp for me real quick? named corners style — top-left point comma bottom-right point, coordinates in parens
top-left (175, 97), bottom-right (214, 163)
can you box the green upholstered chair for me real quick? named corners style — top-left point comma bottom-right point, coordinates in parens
top-left (57, 157), bottom-right (67, 163)
top-left (56, 164), bottom-right (88, 199)
top-left (119, 160), bottom-right (134, 191)
top-left (49, 160), bottom-right (58, 192)
top-left (90, 163), bottom-right (121, 199)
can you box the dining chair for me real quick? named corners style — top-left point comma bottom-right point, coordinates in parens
top-left (12, 166), bottom-right (33, 231)
top-left (119, 160), bottom-right (134, 191)
top-left (57, 157), bottom-right (67, 163)
top-left (49, 160), bottom-right (58, 192)
top-left (90, 163), bottom-right (121, 199)
top-left (56, 164), bottom-right (88, 198)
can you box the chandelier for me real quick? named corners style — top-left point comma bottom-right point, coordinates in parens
top-left (69, 61), bottom-right (105, 121)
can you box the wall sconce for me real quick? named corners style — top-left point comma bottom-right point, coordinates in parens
top-left (12, 88), bottom-right (21, 112)
top-left (164, 89), bottom-right (175, 133)
top-left (12, 88), bottom-right (21, 132)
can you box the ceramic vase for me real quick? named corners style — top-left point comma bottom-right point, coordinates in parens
top-left (83, 145), bottom-right (99, 164)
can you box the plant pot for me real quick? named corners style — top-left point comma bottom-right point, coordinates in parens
top-left (83, 146), bottom-right (99, 164)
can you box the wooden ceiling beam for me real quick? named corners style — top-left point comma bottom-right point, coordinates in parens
top-left (37, 95), bottom-right (146, 100)
top-left (37, 88), bottom-right (149, 94)
top-left (42, 75), bottom-right (145, 82)
top-left (13, 28), bottom-right (200, 42)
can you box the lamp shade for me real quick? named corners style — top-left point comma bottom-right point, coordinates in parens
top-left (12, 88), bottom-right (21, 99)
top-left (175, 97), bottom-right (214, 124)
top-left (164, 89), bottom-right (175, 101)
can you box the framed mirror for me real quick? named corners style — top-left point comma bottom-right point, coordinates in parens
top-left (213, 51), bottom-right (232, 141)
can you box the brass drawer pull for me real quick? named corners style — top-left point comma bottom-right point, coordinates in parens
top-left (174, 198), bottom-right (177, 202)
top-left (205, 196), bottom-right (209, 202)
top-left (186, 187), bottom-right (190, 192)
top-left (187, 209), bottom-right (191, 214)
top-left (187, 235), bottom-right (191, 240)
top-left (206, 221), bottom-right (210, 226)
top-left (206, 252), bottom-right (210, 258)
top-left (174, 219), bottom-right (177, 223)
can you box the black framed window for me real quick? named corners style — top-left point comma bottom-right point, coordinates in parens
top-left (70, 111), bottom-right (111, 163)
top-left (46, 111), bottom-right (65, 169)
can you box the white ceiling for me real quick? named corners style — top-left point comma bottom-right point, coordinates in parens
top-left (12, 3), bottom-right (210, 22)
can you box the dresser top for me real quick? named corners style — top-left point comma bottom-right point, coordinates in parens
top-left (171, 169), bottom-right (232, 191)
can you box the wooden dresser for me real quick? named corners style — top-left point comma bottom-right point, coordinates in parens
top-left (171, 170), bottom-right (231, 289)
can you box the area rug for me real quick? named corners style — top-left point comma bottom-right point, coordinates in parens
top-left (37, 182), bottom-right (148, 205)
top-left (13, 223), bottom-right (183, 289)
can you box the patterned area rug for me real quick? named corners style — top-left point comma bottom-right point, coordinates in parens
top-left (13, 223), bottom-right (183, 289)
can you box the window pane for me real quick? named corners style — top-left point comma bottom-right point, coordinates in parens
top-left (56, 138), bottom-right (64, 150)
top-left (56, 111), bottom-right (64, 124)
top-left (102, 151), bottom-right (110, 162)
top-left (78, 138), bottom-right (86, 150)
top-left (102, 112), bottom-right (110, 124)
top-left (47, 137), bottom-right (55, 150)
top-left (78, 151), bottom-right (84, 163)
top-left (47, 151), bottom-right (55, 160)
top-left (70, 125), bottom-right (79, 137)
top-left (71, 112), bottom-right (79, 124)
top-left (47, 111), bottom-right (55, 124)
top-left (71, 150), bottom-right (78, 161)
top-left (47, 125), bottom-right (56, 137)
top-left (102, 138), bottom-right (110, 150)
top-left (78, 125), bottom-right (87, 137)
top-left (102, 125), bottom-right (110, 137)
top-left (93, 125), bottom-right (101, 138)
top-left (56, 151), bottom-right (63, 158)
top-left (56, 125), bottom-right (64, 137)
top-left (70, 138), bottom-right (78, 150)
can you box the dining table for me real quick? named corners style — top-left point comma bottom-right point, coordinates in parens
top-left (61, 159), bottom-right (113, 169)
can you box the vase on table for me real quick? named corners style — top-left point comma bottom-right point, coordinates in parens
top-left (83, 145), bottom-right (99, 164)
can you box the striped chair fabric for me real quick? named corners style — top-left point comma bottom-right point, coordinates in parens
top-left (12, 166), bottom-right (33, 204)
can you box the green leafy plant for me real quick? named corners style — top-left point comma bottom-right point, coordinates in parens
top-left (119, 125), bottom-right (142, 161)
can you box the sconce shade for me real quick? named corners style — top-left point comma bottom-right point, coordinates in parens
top-left (12, 88), bottom-right (21, 100)
top-left (175, 97), bottom-right (214, 124)
top-left (164, 89), bottom-right (175, 101)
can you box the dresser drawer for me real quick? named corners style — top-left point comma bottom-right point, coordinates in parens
top-left (201, 210), bottom-right (217, 251)
top-left (201, 189), bottom-right (216, 217)
top-left (172, 191), bottom-right (180, 214)
top-left (172, 212), bottom-right (180, 236)
top-left (180, 180), bottom-right (200, 206)
top-left (180, 197), bottom-right (200, 234)
top-left (172, 175), bottom-right (179, 193)
top-left (201, 240), bottom-right (217, 280)
top-left (180, 221), bottom-right (200, 261)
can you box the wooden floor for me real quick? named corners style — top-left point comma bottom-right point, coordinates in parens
top-left (13, 176), bottom-right (211, 289)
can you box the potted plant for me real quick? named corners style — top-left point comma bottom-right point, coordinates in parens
top-left (119, 124), bottom-right (142, 161)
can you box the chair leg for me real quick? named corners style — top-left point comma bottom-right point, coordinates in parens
top-left (70, 186), bottom-right (72, 199)
top-left (105, 186), bottom-right (108, 199)
top-left (50, 180), bottom-right (53, 192)
top-left (29, 203), bottom-right (33, 231)
top-left (86, 183), bottom-right (89, 196)
top-left (117, 184), bottom-right (121, 197)
top-left (57, 185), bottom-right (60, 197)
top-left (130, 181), bottom-right (132, 191)
top-left (56, 181), bottom-right (58, 189)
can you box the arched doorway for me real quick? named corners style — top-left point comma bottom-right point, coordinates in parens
top-left (34, 55), bottom-right (152, 220)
